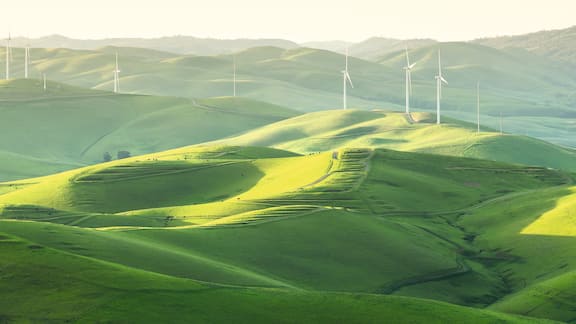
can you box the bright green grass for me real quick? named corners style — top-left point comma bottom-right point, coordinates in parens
top-left (1, 146), bottom-right (571, 313)
top-left (0, 145), bottom-right (574, 322)
top-left (0, 233), bottom-right (547, 323)
top-left (0, 79), bottom-right (299, 181)
top-left (458, 186), bottom-right (576, 322)
top-left (210, 109), bottom-right (576, 172)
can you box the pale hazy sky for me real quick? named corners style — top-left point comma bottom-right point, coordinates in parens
top-left (5, 0), bottom-right (575, 42)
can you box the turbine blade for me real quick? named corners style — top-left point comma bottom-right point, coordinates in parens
top-left (441, 76), bottom-right (448, 85)
top-left (408, 72), bottom-right (412, 95)
top-left (346, 72), bottom-right (354, 88)
top-left (409, 62), bottom-right (417, 69)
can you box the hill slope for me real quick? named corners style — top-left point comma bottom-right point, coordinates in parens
top-left (2, 43), bottom-right (573, 147)
top-left (0, 232), bottom-right (546, 323)
top-left (0, 144), bottom-right (574, 322)
top-left (208, 109), bottom-right (576, 172)
top-left (0, 79), bottom-right (298, 181)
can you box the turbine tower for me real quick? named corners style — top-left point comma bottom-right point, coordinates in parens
top-left (43, 73), bottom-right (47, 92)
top-left (232, 56), bottom-right (237, 97)
top-left (342, 48), bottom-right (354, 109)
top-left (24, 43), bottom-right (31, 79)
top-left (476, 82), bottom-right (480, 133)
top-left (434, 49), bottom-right (448, 124)
top-left (113, 52), bottom-right (120, 93)
top-left (403, 47), bottom-right (416, 115)
top-left (5, 33), bottom-right (12, 80)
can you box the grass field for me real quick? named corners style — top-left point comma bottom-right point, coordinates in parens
top-left (0, 79), bottom-right (299, 181)
top-left (0, 233), bottom-right (549, 323)
top-left (0, 143), bottom-right (574, 322)
top-left (1, 30), bottom-right (576, 323)
top-left (1, 42), bottom-right (574, 148)
top-left (209, 109), bottom-right (576, 172)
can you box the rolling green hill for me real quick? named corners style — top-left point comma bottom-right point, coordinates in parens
top-left (0, 144), bottom-right (574, 322)
top-left (207, 109), bottom-right (576, 172)
top-left (2, 42), bottom-right (573, 148)
top-left (0, 79), bottom-right (298, 181)
top-left (0, 233), bottom-right (547, 323)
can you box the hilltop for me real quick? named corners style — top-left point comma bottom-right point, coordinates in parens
top-left (1, 43), bottom-right (573, 148)
top-left (208, 109), bottom-right (576, 172)
top-left (2, 34), bottom-right (299, 55)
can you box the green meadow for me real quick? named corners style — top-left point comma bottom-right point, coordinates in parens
top-left (1, 142), bottom-right (574, 322)
top-left (1, 32), bottom-right (576, 322)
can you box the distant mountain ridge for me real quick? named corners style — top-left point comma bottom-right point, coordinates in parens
top-left (3, 25), bottom-right (576, 62)
top-left (2, 34), bottom-right (299, 56)
top-left (473, 25), bottom-right (576, 64)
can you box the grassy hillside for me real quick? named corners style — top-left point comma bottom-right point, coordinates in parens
top-left (458, 186), bottom-right (576, 322)
top-left (0, 233), bottom-right (546, 323)
top-left (2, 43), bottom-right (573, 147)
top-left (0, 80), bottom-right (298, 181)
top-left (0, 144), bottom-right (573, 322)
top-left (208, 109), bottom-right (576, 172)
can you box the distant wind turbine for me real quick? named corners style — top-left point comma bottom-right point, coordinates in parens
top-left (233, 55), bottom-right (237, 97)
top-left (403, 47), bottom-right (417, 115)
top-left (342, 48), bottom-right (354, 109)
top-left (113, 52), bottom-right (120, 93)
top-left (476, 82), bottom-right (480, 133)
top-left (499, 112), bottom-right (503, 134)
top-left (43, 73), bottom-right (47, 92)
top-left (435, 49), bottom-right (448, 124)
top-left (24, 43), bottom-right (31, 79)
top-left (5, 33), bottom-right (12, 80)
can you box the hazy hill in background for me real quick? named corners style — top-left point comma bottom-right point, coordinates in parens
top-left (3, 34), bottom-right (299, 56)
top-left (1, 42), bottom-right (574, 147)
top-left (4, 24), bottom-right (576, 63)
top-left (474, 25), bottom-right (576, 64)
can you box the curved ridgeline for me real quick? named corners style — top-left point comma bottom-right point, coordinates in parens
top-left (0, 144), bottom-right (574, 322)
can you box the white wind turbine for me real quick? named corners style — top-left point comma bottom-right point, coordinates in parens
top-left (476, 81), bottom-right (480, 133)
top-left (5, 33), bottom-right (12, 80)
top-left (435, 49), bottom-right (448, 124)
top-left (232, 55), bottom-right (237, 97)
top-left (113, 52), bottom-right (120, 93)
top-left (342, 48), bottom-right (354, 109)
top-left (403, 47), bottom-right (417, 115)
top-left (24, 42), bottom-right (31, 79)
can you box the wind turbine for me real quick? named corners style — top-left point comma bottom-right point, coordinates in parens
top-left (113, 52), bottom-right (120, 93)
top-left (342, 48), bottom-right (354, 109)
top-left (43, 73), bottom-right (47, 92)
top-left (434, 49), bottom-right (448, 124)
top-left (5, 33), bottom-right (12, 80)
top-left (476, 82), bottom-right (480, 133)
top-left (232, 55), bottom-right (237, 97)
top-left (403, 47), bottom-right (416, 115)
top-left (24, 42), bottom-right (31, 79)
